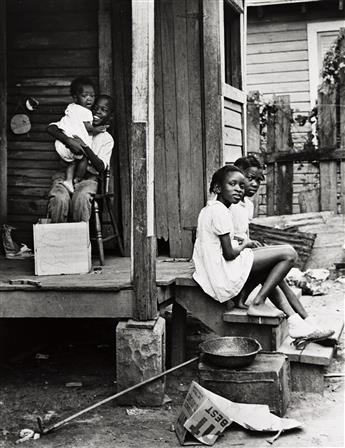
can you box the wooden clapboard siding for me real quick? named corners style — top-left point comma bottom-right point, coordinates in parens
top-left (154, 0), bottom-right (204, 257)
top-left (247, 13), bottom-right (309, 114)
top-left (246, 4), bottom-right (344, 115)
top-left (6, 0), bottom-right (99, 242)
top-left (223, 97), bottom-right (243, 163)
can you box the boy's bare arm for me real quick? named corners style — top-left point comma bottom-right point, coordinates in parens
top-left (47, 124), bottom-right (84, 155)
top-left (84, 122), bottom-right (109, 135)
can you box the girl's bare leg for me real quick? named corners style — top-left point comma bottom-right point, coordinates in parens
top-left (245, 245), bottom-right (297, 316)
top-left (279, 279), bottom-right (308, 318)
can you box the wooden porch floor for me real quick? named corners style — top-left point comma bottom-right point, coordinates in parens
top-left (0, 256), bottom-right (194, 318)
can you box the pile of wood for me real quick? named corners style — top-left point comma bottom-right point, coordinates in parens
top-left (249, 223), bottom-right (316, 270)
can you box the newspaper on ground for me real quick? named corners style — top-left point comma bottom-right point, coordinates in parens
top-left (175, 381), bottom-right (302, 446)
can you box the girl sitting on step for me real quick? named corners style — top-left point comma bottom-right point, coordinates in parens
top-left (192, 165), bottom-right (333, 342)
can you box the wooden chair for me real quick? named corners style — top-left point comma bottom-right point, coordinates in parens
top-left (91, 168), bottom-right (124, 265)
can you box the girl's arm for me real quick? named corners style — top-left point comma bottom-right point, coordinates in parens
top-left (219, 234), bottom-right (256, 261)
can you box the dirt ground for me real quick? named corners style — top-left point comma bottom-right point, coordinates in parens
top-left (0, 281), bottom-right (344, 448)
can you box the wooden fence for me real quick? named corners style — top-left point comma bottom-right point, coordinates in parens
top-left (247, 69), bottom-right (345, 217)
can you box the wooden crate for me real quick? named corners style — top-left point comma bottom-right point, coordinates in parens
top-left (198, 352), bottom-right (291, 417)
top-left (33, 222), bottom-right (91, 276)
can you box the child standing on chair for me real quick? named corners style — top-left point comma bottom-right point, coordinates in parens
top-left (55, 77), bottom-right (109, 193)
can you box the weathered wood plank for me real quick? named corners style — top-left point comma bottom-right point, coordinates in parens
top-left (98, 0), bottom-right (113, 95)
top-left (0, 0), bottom-right (7, 224)
top-left (112, 1), bottom-right (131, 255)
top-left (131, 0), bottom-right (158, 320)
top-left (247, 28), bottom-right (307, 45)
top-left (9, 31), bottom-right (97, 50)
top-left (264, 149), bottom-right (345, 163)
top-left (154, 0), bottom-right (169, 241)
top-left (318, 88), bottom-right (337, 150)
top-left (247, 70), bottom-right (309, 85)
top-left (224, 108), bottom-right (242, 129)
top-left (161, 0), bottom-right (182, 256)
top-left (223, 127), bottom-right (243, 146)
top-left (173, 0), bottom-right (193, 257)
top-left (186, 0), bottom-right (205, 230)
top-left (247, 50), bottom-right (308, 65)
top-left (247, 40), bottom-right (307, 55)
top-left (319, 161), bottom-right (338, 213)
top-left (8, 49), bottom-right (98, 68)
top-left (202, 0), bottom-right (223, 192)
top-left (247, 60), bottom-right (309, 75)
top-left (266, 163), bottom-right (275, 215)
top-left (7, 12), bottom-right (97, 32)
top-left (276, 162), bottom-right (293, 215)
top-left (246, 91), bottom-right (261, 153)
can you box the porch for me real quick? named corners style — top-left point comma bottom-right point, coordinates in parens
top-left (0, 256), bottom-right (194, 319)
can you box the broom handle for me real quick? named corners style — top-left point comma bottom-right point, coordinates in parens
top-left (42, 356), bottom-right (199, 434)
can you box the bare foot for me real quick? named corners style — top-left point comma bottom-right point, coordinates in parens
top-left (225, 299), bottom-right (235, 311)
top-left (233, 290), bottom-right (249, 309)
top-left (247, 303), bottom-right (285, 318)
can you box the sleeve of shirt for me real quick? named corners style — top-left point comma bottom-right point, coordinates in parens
top-left (211, 205), bottom-right (232, 235)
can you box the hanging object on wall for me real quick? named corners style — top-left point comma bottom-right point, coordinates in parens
top-left (10, 113), bottom-right (31, 135)
top-left (25, 97), bottom-right (39, 111)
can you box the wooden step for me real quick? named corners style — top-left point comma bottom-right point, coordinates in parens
top-left (278, 315), bottom-right (344, 393)
top-left (223, 303), bottom-right (288, 351)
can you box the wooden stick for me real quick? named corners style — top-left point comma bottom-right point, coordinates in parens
top-left (39, 356), bottom-right (199, 435)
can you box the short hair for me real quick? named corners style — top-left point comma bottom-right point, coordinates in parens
top-left (209, 165), bottom-right (243, 194)
top-left (97, 94), bottom-right (115, 113)
top-left (70, 77), bottom-right (95, 96)
top-left (234, 155), bottom-right (264, 172)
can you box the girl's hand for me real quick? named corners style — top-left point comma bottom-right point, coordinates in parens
top-left (241, 238), bottom-right (257, 249)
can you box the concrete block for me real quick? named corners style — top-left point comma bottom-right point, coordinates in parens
top-left (116, 317), bottom-right (166, 406)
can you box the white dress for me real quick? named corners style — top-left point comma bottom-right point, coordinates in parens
top-left (54, 103), bottom-right (93, 162)
top-left (192, 200), bottom-right (254, 303)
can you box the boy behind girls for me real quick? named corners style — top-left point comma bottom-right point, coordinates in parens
top-left (54, 77), bottom-right (109, 194)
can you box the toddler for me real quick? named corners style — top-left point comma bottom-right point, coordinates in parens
top-left (54, 77), bottom-right (108, 193)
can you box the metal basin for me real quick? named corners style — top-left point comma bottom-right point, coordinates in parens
top-left (199, 336), bottom-right (262, 369)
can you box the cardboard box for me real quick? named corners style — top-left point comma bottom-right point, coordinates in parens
top-left (33, 222), bottom-right (91, 276)
top-left (175, 381), bottom-right (231, 446)
top-left (175, 381), bottom-right (301, 446)
top-left (198, 353), bottom-right (290, 417)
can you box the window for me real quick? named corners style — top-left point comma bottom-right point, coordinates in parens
top-left (307, 20), bottom-right (345, 106)
top-left (224, 1), bottom-right (242, 89)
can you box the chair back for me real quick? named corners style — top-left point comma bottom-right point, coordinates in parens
top-left (99, 167), bottom-right (111, 195)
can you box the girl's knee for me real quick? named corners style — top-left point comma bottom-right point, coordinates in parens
top-left (282, 245), bottom-right (298, 265)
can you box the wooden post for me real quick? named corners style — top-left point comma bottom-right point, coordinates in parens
top-left (202, 0), bottom-right (224, 195)
top-left (318, 88), bottom-right (337, 150)
top-left (131, 0), bottom-right (158, 320)
top-left (98, 0), bottom-right (113, 95)
top-left (0, 0), bottom-right (7, 225)
top-left (340, 64), bottom-right (345, 213)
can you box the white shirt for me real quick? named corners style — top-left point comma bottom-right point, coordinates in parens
top-left (229, 197), bottom-right (254, 240)
top-left (86, 131), bottom-right (114, 174)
